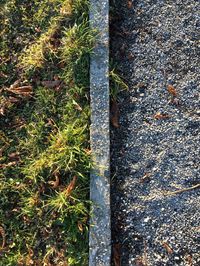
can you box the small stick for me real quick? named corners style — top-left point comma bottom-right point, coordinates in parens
top-left (165, 183), bottom-right (200, 196)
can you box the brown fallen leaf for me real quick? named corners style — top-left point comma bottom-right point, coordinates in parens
top-left (113, 243), bottom-right (121, 266)
top-left (185, 254), bottom-right (193, 266)
top-left (170, 97), bottom-right (180, 106)
top-left (73, 100), bottom-right (82, 111)
top-left (154, 112), bottom-right (170, 120)
top-left (84, 148), bottom-right (92, 155)
top-left (10, 80), bottom-right (21, 89)
top-left (139, 173), bottom-right (151, 183)
top-left (135, 257), bottom-right (146, 266)
top-left (0, 95), bottom-right (21, 116)
top-left (167, 84), bottom-right (177, 97)
top-left (127, 0), bottom-right (133, 9)
top-left (128, 52), bottom-right (135, 60)
top-left (10, 117), bottom-right (26, 130)
top-left (193, 226), bottom-right (200, 232)
top-left (120, 43), bottom-right (127, 57)
top-left (0, 98), bottom-right (13, 116)
top-left (65, 176), bottom-right (77, 196)
top-left (35, 27), bottom-right (41, 33)
top-left (41, 80), bottom-right (61, 89)
top-left (115, 31), bottom-right (124, 37)
top-left (60, 0), bottom-right (72, 16)
top-left (0, 72), bottom-right (8, 78)
top-left (46, 118), bottom-right (55, 128)
top-left (0, 161), bottom-right (17, 169)
top-left (25, 245), bottom-right (34, 266)
top-left (0, 149), bottom-right (3, 158)
top-left (27, 245), bottom-right (34, 258)
top-left (121, 27), bottom-right (133, 36)
top-left (78, 221), bottom-right (83, 233)
top-left (111, 100), bottom-right (120, 128)
top-left (135, 241), bottom-right (148, 266)
top-left (7, 86), bottom-right (33, 96)
top-left (0, 226), bottom-right (6, 250)
top-left (8, 152), bottom-right (20, 162)
top-left (8, 96), bottom-right (20, 103)
top-left (0, 107), bottom-right (5, 116)
top-left (162, 241), bottom-right (173, 254)
top-left (48, 172), bottom-right (60, 188)
top-left (0, 144), bottom-right (9, 158)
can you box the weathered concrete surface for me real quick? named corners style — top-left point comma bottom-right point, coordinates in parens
top-left (89, 0), bottom-right (110, 265)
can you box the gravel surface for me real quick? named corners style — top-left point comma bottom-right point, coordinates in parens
top-left (110, 1), bottom-right (200, 265)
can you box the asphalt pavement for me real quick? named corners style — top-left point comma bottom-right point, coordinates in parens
top-left (111, 1), bottom-right (200, 265)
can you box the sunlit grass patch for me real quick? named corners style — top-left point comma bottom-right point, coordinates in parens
top-left (0, 0), bottom-right (95, 265)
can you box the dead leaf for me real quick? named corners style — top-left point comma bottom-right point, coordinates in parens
top-left (128, 52), bottom-right (134, 60)
top-left (72, 100), bottom-right (82, 111)
top-left (127, 0), bottom-right (133, 9)
top-left (0, 161), bottom-right (17, 169)
top-left (35, 27), bottom-right (41, 33)
top-left (10, 79), bottom-right (21, 90)
top-left (84, 148), bottom-right (92, 156)
top-left (60, 1), bottom-right (72, 16)
top-left (8, 96), bottom-right (20, 103)
top-left (135, 241), bottom-right (148, 266)
top-left (167, 84), bottom-right (177, 97)
top-left (0, 95), bottom-right (20, 116)
top-left (162, 242), bottom-right (173, 254)
top-left (0, 72), bottom-right (8, 78)
top-left (185, 254), bottom-right (193, 266)
top-left (154, 112), bottom-right (170, 120)
top-left (78, 222), bottom-right (83, 233)
top-left (0, 226), bottom-right (6, 249)
top-left (135, 257), bottom-right (146, 266)
top-left (0, 107), bottom-right (5, 116)
top-left (113, 243), bottom-right (121, 266)
top-left (111, 100), bottom-right (120, 128)
top-left (7, 86), bottom-right (33, 96)
top-left (139, 173), bottom-right (151, 183)
top-left (65, 176), bottom-right (77, 196)
top-left (41, 80), bottom-right (61, 89)
top-left (0, 98), bottom-right (13, 116)
top-left (48, 172), bottom-right (60, 188)
top-left (115, 31), bottom-right (124, 37)
top-left (75, 104), bottom-right (82, 111)
top-left (25, 255), bottom-right (34, 266)
top-left (10, 117), bottom-right (26, 130)
top-left (170, 98), bottom-right (180, 106)
top-left (10, 80), bottom-right (21, 89)
top-left (8, 152), bottom-right (20, 162)
top-left (0, 144), bottom-right (9, 158)
top-left (193, 226), bottom-right (200, 232)
top-left (0, 149), bottom-right (3, 158)
top-left (120, 43), bottom-right (127, 57)
top-left (26, 244), bottom-right (34, 259)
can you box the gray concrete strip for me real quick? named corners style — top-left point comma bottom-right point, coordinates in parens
top-left (89, 0), bottom-right (110, 266)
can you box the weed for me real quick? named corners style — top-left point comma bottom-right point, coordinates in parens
top-left (110, 68), bottom-right (129, 99)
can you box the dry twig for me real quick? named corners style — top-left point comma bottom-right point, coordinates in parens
top-left (165, 183), bottom-right (200, 196)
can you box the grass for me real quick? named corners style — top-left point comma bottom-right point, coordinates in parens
top-left (0, 0), bottom-right (95, 265)
top-left (109, 67), bottom-right (129, 100)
